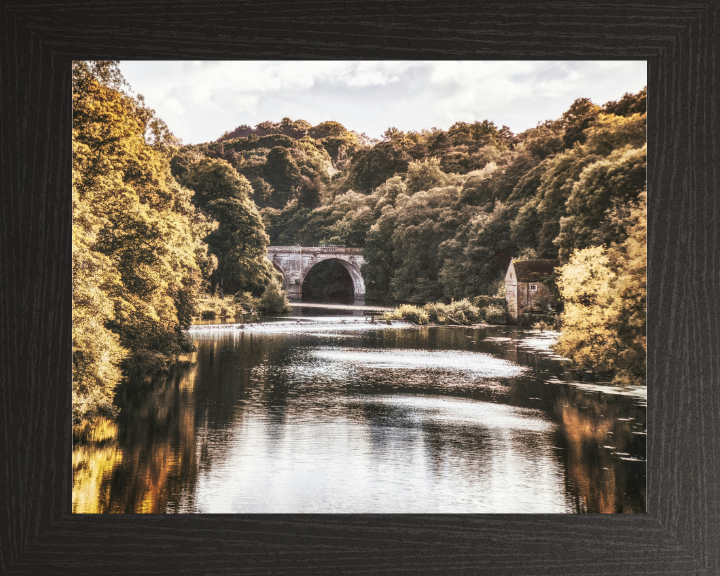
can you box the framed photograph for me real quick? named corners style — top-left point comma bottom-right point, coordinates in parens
top-left (3, 1), bottom-right (718, 573)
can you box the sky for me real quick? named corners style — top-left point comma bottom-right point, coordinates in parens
top-left (118, 61), bottom-right (647, 145)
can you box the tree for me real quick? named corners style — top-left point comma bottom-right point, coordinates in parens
top-left (582, 112), bottom-right (646, 157)
top-left (440, 202), bottom-right (518, 298)
top-left (72, 187), bottom-right (127, 422)
top-left (457, 163), bottom-right (498, 207)
top-left (204, 197), bottom-right (273, 296)
top-left (559, 97), bottom-right (601, 150)
top-left (179, 157), bottom-right (273, 296)
top-left (553, 246), bottom-right (619, 371)
top-left (258, 276), bottom-right (292, 313)
top-left (373, 175), bottom-right (406, 203)
top-left (73, 61), bottom-right (204, 420)
top-left (603, 87), bottom-right (647, 117)
top-left (556, 144), bottom-right (646, 259)
top-left (362, 204), bottom-right (398, 301)
top-left (389, 187), bottom-right (460, 303)
top-left (531, 146), bottom-right (602, 256)
top-left (605, 188), bottom-right (647, 384)
top-left (554, 189), bottom-right (646, 384)
top-left (404, 157), bottom-right (452, 194)
top-left (182, 157), bottom-right (253, 208)
top-left (166, 87), bottom-right (648, 324)
top-left (338, 141), bottom-right (411, 194)
top-left (297, 176), bottom-right (322, 208)
top-left (263, 146), bottom-right (303, 207)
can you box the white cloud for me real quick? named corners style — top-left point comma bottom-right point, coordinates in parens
top-left (118, 60), bottom-right (647, 144)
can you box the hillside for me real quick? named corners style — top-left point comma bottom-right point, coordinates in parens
top-left (173, 88), bottom-right (646, 303)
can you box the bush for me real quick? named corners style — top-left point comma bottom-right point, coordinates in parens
top-left (258, 277), bottom-right (292, 313)
top-left (233, 291), bottom-right (259, 313)
top-left (445, 299), bottom-right (481, 324)
top-left (383, 304), bottom-right (429, 325)
top-left (472, 295), bottom-right (507, 311)
top-left (424, 301), bottom-right (447, 323)
top-left (484, 304), bottom-right (506, 325)
top-left (424, 299), bottom-right (480, 325)
top-left (196, 294), bottom-right (239, 321)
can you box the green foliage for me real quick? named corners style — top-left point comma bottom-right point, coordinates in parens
top-left (297, 176), bottom-right (323, 208)
top-left (181, 157), bottom-right (253, 207)
top-left (362, 204), bottom-right (398, 300)
top-left (424, 299), bottom-right (481, 325)
top-left (602, 87), bottom-right (646, 117)
top-left (261, 190), bottom-right (377, 248)
top-left (383, 304), bottom-right (430, 325)
top-left (338, 141), bottom-right (412, 194)
top-left (405, 157), bottom-right (453, 194)
top-left (531, 147), bottom-right (602, 256)
top-left (374, 175), bottom-right (406, 202)
top-left (390, 187), bottom-right (461, 303)
top-left (558, 97), bottom-right (601, 150)
top-left (582, 113), bottom-right (647, 156)
top-left (484, 304), bottom-right (507, 325)
top-left (195, 294), bottom-right (250, 320)
top-left (518, 124), bottom-right (564, 160)
top-left (233, 291), bottom-right (260, 311)
top-left (553, 246), bottom-right (619, 369)
top-left (258, 276), bottom-right (292, 313)
top-left (204, 197), bottom-right (274, 295)
top-left (439, 201), bottom-right (518, 299)
top-left (177, 156), bottom-right (274, 297)
top-left (263, 147), bottom-right (303, 207)
top-left (72, 198), bottom-right (127, 423)
top-left (446, 120), bottom-right (505, 148)
top-left (556, 144), bottom-right (646, 259)
top-left (308, 121), bottom-right (349, 139)
top-left (472, 295), bottom-right (507, 310)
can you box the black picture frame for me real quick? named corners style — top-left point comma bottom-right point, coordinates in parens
top-left (2, 1), bottom-right (718, 574)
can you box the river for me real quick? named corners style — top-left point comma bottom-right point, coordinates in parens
top-left (72, 308), bottom-right (646, 514)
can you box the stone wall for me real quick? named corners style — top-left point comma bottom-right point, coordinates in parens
top-left (266, 246), bottom-right (366, 300)
top-left (515, 281), bottom-right (555, 316)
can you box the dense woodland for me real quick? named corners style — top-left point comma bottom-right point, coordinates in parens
top-left (73, 61), bottom-right (646, 423)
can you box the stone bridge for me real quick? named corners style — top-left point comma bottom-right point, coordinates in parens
top-left (267, 246), bottom-right (365, 300)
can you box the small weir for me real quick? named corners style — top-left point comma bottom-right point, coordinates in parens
top-left (187, 317), bottom-right (410, 333)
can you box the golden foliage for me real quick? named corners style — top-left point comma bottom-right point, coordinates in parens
top-left (554, 189), bottom-right (646, 384)
top-left (73, 62), bottom-right (205, 421)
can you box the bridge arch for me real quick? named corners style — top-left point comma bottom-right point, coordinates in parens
top-left (266, 246), bottom-right (365, 301)
top-left (300, 258), bottom-right (365, 302)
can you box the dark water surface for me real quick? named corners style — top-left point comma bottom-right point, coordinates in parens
top-left (73, 312), bottom-right (646, 513)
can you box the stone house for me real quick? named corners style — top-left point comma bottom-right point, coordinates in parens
top-left (505, 259), bottom-right (560, 322)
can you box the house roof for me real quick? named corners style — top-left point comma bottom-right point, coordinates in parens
top-left (512, 259), bottom-right (560, 282)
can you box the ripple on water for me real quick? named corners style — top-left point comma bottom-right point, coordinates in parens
top-left (349, 394), bottom-right (554, 433)
top-left (313, 347), bottom-right (527, 379)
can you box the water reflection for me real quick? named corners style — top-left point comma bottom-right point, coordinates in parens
top-left (73, 319), bottom-right (646, 513)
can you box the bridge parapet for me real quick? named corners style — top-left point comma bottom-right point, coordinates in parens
top-left (267, 246), bottom-right (363, 255)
